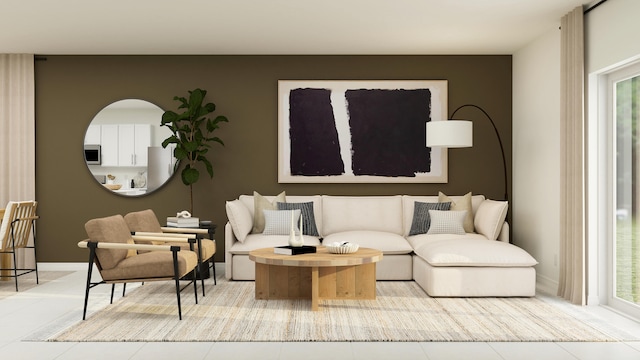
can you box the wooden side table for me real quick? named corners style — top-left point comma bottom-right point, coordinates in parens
top-left (249, 246), bottom-right (383, 310)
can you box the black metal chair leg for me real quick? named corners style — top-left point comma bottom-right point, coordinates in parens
top-left (110, 284), bottom-right (116, 304)
top-left (192, 264), bottom-right (198, 305)
top-left (32, 221), bottom-right (39, 284)
top-left (194, 238), bottom-right (206, 297)
top-left (12, 246), bottom-right (19, 292)
top-left (172, 247), bottom-right (183, 320)
top-left (122, 283), bottom-right (127, 297)
top-left (212, 260), bottom-right (217, 285)
top-left (82, 244), bottom-right (97, 321)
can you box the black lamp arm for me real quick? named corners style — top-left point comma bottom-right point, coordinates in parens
top-left (449, 104), bottom-right (508, 202)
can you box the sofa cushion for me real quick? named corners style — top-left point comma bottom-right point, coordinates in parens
top-left (427, 210), bottom-right (467, 235)
top-left (408, 201), bottom-right (451, 236)
top-left (226, 200), bottom-right (253, 243)
top-left (413, 238), bottom-right (538, 267)
top-left (252, 191), bottom-right (286, 233)
top-left (322, 195), bottom-right (403, 236)
top-left (438, 191), bottom-right (474, 233)
top-left (228, 233), bottom-right (322, 255)
top-left (474, 200), bottom-right (509, 241)
top-left (277, 201), bottom-right (320, 236)
top-left (407, 232), bottom-right (488, 249)
top-left (323, 230), bottom-right (413, 255)
top-left (262, 209), bottom-right (300, 235)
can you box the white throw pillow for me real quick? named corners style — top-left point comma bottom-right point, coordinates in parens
top-left (252, 191), bottom-right (286, 233)
top-left (225, 200), bottom-right (253, 243)
top-left (262, 209), bottom-right (301, 235)
top-left (474, 199), bottom-right (508, 240)
top-left (427, 210), bottom-right (467, 235)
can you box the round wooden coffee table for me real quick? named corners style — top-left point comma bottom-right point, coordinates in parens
top-left (249, 246), bottom-right (383, 310)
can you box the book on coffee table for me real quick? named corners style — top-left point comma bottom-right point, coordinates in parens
top-left (274, 245), bottom-right (317, 255)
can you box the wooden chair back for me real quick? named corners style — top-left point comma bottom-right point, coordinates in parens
top-left (0, 201), bottom-right (38, 251)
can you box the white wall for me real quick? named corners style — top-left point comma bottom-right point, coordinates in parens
top-left (513, 27), bottom-right (561, 294)
top-left (586, 0), bottom-right (640, 73)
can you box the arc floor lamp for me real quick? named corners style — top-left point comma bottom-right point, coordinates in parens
top-left (426, 104), bottom-right (508, 202)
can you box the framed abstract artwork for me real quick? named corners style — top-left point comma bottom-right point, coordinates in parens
top-left (278, 80), bottom-right (448, 183)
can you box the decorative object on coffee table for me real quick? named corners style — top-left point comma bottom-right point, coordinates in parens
top-left (288, 210), bottom-right (304, 247)
top-left (326, 241), bottom-right (359, 254)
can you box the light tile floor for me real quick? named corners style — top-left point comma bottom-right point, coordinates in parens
top-left (1, 263), bottom-right (640, 360)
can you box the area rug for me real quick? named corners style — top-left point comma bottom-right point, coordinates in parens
top-left (43, 277), bottom-right (634, 342)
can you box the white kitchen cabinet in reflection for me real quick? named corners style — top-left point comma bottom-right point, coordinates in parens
top-left (98, 124), bottom-right (151, 167)
top-left (118, 124), bottom-right (151, 167)
top-left (100, 124), bottom-right (119, 166)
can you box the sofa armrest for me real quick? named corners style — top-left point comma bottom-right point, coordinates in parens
top-left (497, 222), bottom-right (509, 243)
top-left (225, 222), bottom-right (236, 280)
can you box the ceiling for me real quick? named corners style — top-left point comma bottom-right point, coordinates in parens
top-left (0, 0), bottom-right (596, 55)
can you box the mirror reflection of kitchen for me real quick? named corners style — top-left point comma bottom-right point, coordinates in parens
top-left (83, 99), bottom-right (177, 196)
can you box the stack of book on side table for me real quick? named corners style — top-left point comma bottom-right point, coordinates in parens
top-left (274, 245), bottom-right (317, 255)
top-left (166, 216), bottom-right (200, 228)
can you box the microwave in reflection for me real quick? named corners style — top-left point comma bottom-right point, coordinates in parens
top-left (84, 144), bottom-right (101, 165)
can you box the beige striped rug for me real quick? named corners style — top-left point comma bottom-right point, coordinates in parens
top-left (45, 277), bottom-right (633, 342)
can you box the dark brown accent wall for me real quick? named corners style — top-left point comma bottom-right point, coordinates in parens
top-left (35, 55), bottom-right (512, 262)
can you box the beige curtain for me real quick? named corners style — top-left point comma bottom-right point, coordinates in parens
top-left (558, 8), bottom-right (585, 305)
top-left (0, 54), bottom-right (36, 268)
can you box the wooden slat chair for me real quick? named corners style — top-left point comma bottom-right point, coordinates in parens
top-left (0, 201), bottom-right (39, 291)
top-left (124, 209), bottom-right (217, 296)
top-left (79, 214), bottom-right (199, 320)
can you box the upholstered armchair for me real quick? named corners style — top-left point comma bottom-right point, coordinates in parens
top-left (79, 214), bottom-right (199, 320)
top-left (124, 209), bottom-right (216, 296)
top-left (0, 200), bottom-right (39, 291)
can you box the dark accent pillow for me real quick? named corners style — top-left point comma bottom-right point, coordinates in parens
top-left (277, 202), bottom-right (320, 236)
top-left (408, 201), bottom-right (451, 236)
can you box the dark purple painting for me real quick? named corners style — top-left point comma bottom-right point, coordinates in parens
top-left (288, 88), bottom-right (345, 176)
top-left (346, 89), bottom-right (432, 177)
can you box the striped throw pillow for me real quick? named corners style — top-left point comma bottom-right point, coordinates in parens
top-left (277, 202), bottom-right (320, 236)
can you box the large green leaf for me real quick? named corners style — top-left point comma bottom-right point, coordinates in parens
top-left (188, 89), bottom-right (205, 118)
top-left (181, 166), bottom-right (199, 185)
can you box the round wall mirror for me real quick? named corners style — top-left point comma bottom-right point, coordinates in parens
top-left (83, 99), bottom-right (177, 196)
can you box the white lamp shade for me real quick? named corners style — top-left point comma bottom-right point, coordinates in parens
top-left (426, 120), bottom-right (473, 148)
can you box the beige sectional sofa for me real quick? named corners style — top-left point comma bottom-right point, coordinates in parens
top-left (224, 193), bottom-right (538, 297)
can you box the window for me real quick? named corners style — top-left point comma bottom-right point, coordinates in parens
top-left (602, 61), bottom-right (640, 318)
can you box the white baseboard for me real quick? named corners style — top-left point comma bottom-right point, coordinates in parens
top-left (536, 273), bottom-right (558, 295)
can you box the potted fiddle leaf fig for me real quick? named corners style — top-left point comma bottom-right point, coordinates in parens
top-left (161, 88), bottom-right (228, 214)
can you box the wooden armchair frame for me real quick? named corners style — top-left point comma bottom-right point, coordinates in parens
top-left (0, 201), bottom-right (39, 291)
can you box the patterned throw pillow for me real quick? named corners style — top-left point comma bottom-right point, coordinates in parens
top-left (262, 209), bottom-right (301, 235)
top-left (427, 210), bottom-right (467, 235)
top-left (277, 202), bottom-right (320, 236)
top-left (408, 201), bottom-right (451, 236)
